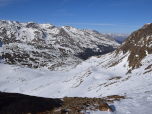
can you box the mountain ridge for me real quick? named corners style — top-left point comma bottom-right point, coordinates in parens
top-left (0, 20), bottom-right (120, 70)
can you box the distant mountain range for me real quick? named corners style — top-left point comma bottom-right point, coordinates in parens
top-left (103, 33), bottom-right (130, 43)
top-left (0, 20), bottom-right (120, 70)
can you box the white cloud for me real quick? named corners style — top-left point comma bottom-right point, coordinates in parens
top-left (88, 0), bottom-right (100, 7)
top-left (64, 23), bottom-right (114, 25)
top-left (51, 9), bottom-right (73, 16)
top-left (0, 0), bottom-right (28, 7)
top-left (62, 23), bottom-right (141, 27)
top-left (59, 0), bottom-right (73, 7)
top-left (109, 2), bottom-right (131, 6)
top-left (0, 0), bottom-right (12, 7)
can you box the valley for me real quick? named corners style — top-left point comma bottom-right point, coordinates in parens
top-left (0, 21), bottom-right (152, 114)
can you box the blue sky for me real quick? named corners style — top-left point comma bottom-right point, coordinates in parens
top-left (0, 0), bottom-right (151, 34)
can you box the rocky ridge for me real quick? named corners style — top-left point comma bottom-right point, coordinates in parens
top-left (0, 20), bottom-right (120, 70)
top-left (99, 23), bottom-right (152, 74)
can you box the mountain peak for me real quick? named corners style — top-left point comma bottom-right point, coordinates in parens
top-left (61, 25), bottom-right (75, 30)
top-left (25, 21), bottom-right (39, 28)
top-left (142, 23), bottom-right (152, 29)
top-left (146, 23), bottom-right (151, 25)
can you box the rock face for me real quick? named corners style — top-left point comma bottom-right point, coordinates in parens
top-left (0, 20), bottom-right (120, 70)
top-left (100, 23), bottom-right (152, 74)
top-left (118, 23), bottom-right (152, 70)
top-left (98, 102), bottom-right (113, 111)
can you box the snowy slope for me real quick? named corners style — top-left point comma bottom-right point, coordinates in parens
top-left (0, 23), bottom-right (152, 114)
top-left (0, 51), bottom-right (152, 114)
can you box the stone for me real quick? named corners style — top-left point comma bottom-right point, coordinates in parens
top-left (98, 102), bottom-right (113, 112)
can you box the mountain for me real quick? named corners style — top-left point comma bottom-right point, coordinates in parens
top-left (103, 33), bottom-right (130, 42)
top-left (0, 20), bottom-right (120, 70)
top-left (0, 23), bottom-right (152, 114)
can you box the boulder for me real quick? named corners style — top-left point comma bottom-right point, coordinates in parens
top-left (98, 102), bottom-right (113, 111)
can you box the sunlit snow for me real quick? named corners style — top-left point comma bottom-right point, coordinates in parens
top-left (0, 51), bottom-right (152, 113)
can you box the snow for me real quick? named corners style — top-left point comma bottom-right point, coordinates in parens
top-left (81, 110), bottom-right (114, 114)
top-left (0, 51), bottom-right (152, 113)
top-left (135, 55), bottom-right (139, 57)
top-left (146, 23), bottom-right (151, 25)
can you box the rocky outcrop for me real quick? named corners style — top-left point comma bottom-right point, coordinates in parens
top-left (98, 102), bottom-right (113, 111)
top-left (117, 23), bottom-right (152, 70)
top-left (98, 23), bottom-right (152, 74)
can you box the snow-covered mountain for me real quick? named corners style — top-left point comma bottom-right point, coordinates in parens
top-left (0, 20), bottom-right (120, 70)
top-left (103, 33), bottom-right (130, 42)
top-left (0, 23), bottom-right (152, 114)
